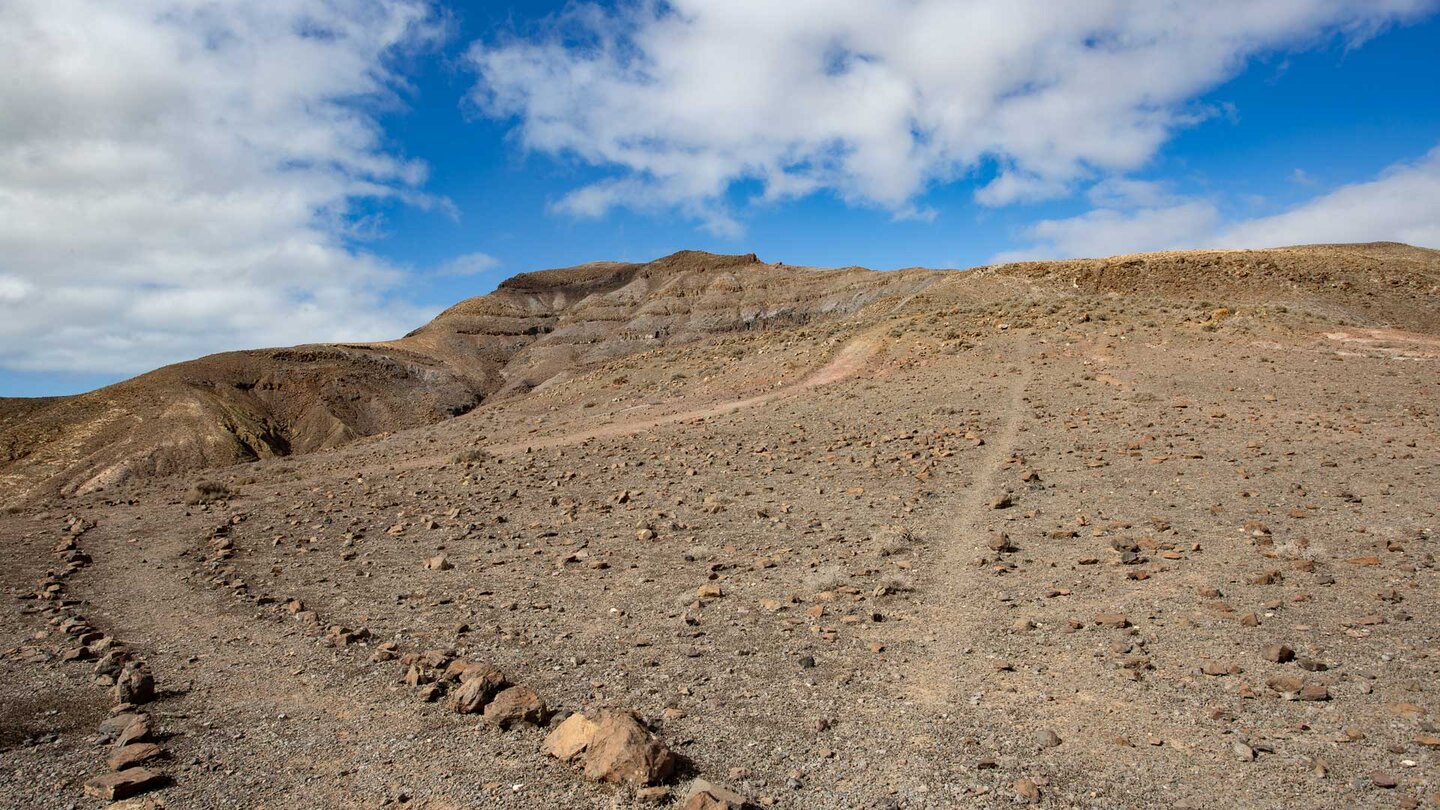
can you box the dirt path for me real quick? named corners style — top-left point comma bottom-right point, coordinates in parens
top-left (485, 332), bottom-right (883, 456)
top-left (909, 356), bottom-right (1034, 707)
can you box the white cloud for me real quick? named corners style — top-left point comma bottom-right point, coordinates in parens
top-left (434, 251), bottom-right (501, 276)
top-left (469, 0), bottom-right (1434, 231)
top-left (0, 0), bottom-right (444, 377)
top-left (997, 144), bottom-right (1440, 260)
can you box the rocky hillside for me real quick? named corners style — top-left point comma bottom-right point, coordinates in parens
top-left (1, 243), bottom-right (1435, 504)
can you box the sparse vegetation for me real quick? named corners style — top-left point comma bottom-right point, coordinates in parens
top-left (183, 480), bottom-right (233, 505)
top-left (450, 447), bottom-right (491, 465)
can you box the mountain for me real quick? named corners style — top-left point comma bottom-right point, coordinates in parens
top-left (2, 242), bottom-right (1436, 505)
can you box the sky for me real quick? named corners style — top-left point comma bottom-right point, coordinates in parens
top-left (2, 0), bottom-right (1439, 397)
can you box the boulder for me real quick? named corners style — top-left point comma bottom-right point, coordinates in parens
top-left (543, 712), bottom-right (598, 761)
top-left (582, 711), bottom-right (676, 787)
top-left (482, 686), bottom-right (547, 729)
top-left (113, 664), bottom-right (155, 704)
top-left (450, 666), bottom-right (507, 714)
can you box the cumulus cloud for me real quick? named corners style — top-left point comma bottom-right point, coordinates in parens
top-left (0, 0), bottom-right (444, 377)
top-left (469, 0), bottom-right (1433, 231)
top-left (997, 144), bottom-right (1440, 261)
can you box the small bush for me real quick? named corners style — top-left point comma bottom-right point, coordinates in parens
top-left (449, 447), bottom-right (491, 465)
top-left (802, 564), bottom-right (848, 594)
top-left (184, 480), bottom-right (233, 505)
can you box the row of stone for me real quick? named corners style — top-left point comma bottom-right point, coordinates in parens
top-left (208, 513), bottom-right (747, 807)
top-left (35, 517), bottom-right (167, 802)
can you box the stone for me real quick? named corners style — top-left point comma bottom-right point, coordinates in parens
top-left (1266, 675), bottom-right (1304, 694)
top-left (684, 779), bottom-right (747, 808)
top-left (1014, 778), bottom-right (1041, 803)
top-left (115, 716), bottom-right (154, 748)
top-left (114, 664), bottom-right (155, 704)
top-left (1232, 741), bottom-right (1256, 761)
top-left (83, 768), bottom-right (163, 801)
top-left (424, 554), bottom-right (453, 571)
top-left (99, 713), bottom-right (146, 743)
top-left (450, 666), bottom-right (507, 714)
top-left (1036, 729), bottom-right (1062, 749)
top-left (1263, 644), bottom-right (1295, 663)
top-left (544, 712), bottom-right (598, 761)
top-left (697, 583), bottom-right (724, 599)
top-left (482, 685), bottom-right (547, 729)
top-left (583, 711), bottom-right (676, 787)
top-left (1094, 613), bottom-right (1130, 629)
top-left (682, 791), bottom-right (732, 810)
top-left (106, 743), bottom-right (163, 771)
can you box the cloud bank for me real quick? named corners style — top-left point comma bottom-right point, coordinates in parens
top-left (0, 0), bottom-right (442, 376)
top-left (470, 0), bottom-right (1433, 232)
top-left (999, 145), bottom-right (1440, 260)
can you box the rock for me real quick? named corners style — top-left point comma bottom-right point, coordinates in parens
top-left (697, 583), bottom-right (724, 599)
top-left (482, 685), bottom-right (547, 729)
top-left (1266, 675), bottom-right (1304, 694)
top-left (637, 786), bottom-right (672, 803)
top-left (99, 713), bottom-right (146, 743)
top-left (114, 664), bottom-right (155, 704)
top-left (1232, 741), bottom-right (1256, 761)
top-left (83, 768), bottom-right (163, 800)
top-left (1013, 778), bottom-right (1041, 803)
top-left (1094, 613), bottom-right (1130, 629)
top-left (424, 554), bottom-right (453, 571)
top-left (1371, 772), bottom-right (1398, 788)
top-left (450, 666), bottom-right (507, 714)
top-left (1036, 729), bottom-right (1062, 749)
top-left (582, 710), bottom-right (676, 787)
top-left (1263, 644), bottom-right (1295, 663)
top-left (1298, 684), bottom-right (1330, 702)
top-left (106, 743), bottom-right (163, 770)
top-left (544, 712), bottom-right (598, 761)
top-left (115, 716), bottom-right (154, 748)
top-left (682, 791), bottom-right (732, 810)
top-left (684, 779), bottom-right (747, 808)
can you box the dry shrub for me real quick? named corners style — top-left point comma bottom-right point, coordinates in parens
top-left (450, 447), bottom-right (491, 465)
top-left (184, 480), bottom-right (233, 505)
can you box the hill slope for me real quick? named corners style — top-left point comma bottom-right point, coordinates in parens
top-left (2, 243), bottom-right (1436, 504)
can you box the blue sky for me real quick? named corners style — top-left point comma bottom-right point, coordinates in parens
top-left (3, 0), bottom-right (1439, 396)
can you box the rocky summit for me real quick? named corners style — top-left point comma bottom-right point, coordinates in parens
top-left (1, 243), bottom-right (1439, 808)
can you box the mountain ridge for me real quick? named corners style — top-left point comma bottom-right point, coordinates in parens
top-left (2, 242), bottom-right (1436, 504)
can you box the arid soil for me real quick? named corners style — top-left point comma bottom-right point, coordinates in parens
top-left (1, 244), bottom-right (1438, 809)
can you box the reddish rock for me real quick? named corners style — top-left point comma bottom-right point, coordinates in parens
top-left (583, 711), bottom-right (676, 787)
top-left (482, 686), bottom-right (547, 729)
top-left (544, 713), bottom-right (598, 761)
top-left (83, 768), bottom-right (163, 800)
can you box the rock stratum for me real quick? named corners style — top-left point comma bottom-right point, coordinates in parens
top-left (3, 243), bottom-right (1436, 505)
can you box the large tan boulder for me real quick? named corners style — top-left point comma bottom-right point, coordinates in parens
top-left (543, 712), bottom-right (598, 761)
top-left (582, 711), bottom-right (676, 787)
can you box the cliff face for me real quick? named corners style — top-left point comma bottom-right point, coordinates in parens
top-left (2, 243), bottom-right (1436, 503)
